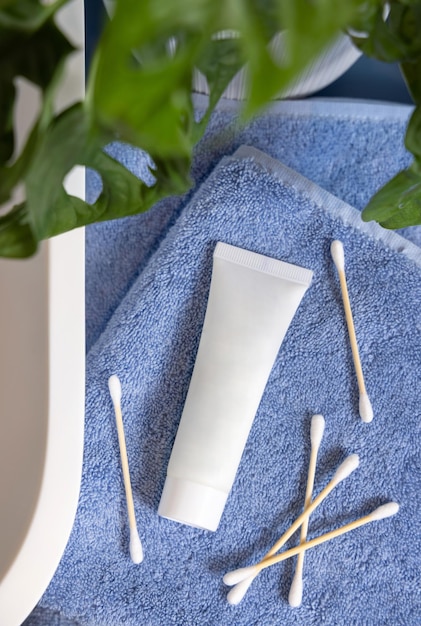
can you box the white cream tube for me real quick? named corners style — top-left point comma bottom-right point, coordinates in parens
top-left (158, 242), bottom-right (313, 531)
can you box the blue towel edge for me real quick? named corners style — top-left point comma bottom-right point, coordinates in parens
top-left (230, 145), bottom-right (421, 268)
top-left (193, 92), bottom-right (414, 121)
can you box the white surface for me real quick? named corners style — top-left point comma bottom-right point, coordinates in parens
top-left (0, 1), bottom-right (85, 624)
top-left (158, 476), bottom-right (228, 532)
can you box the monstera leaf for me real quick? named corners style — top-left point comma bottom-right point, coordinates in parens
top-left (1, 0), bottom-right (421, 257)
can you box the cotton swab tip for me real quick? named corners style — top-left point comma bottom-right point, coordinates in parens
top-left (129, 526), bottom-right (144, 564)
top-left (223, 566), bottom-right (256, 586)
top-left (288, 573), bottom-right (303, 607)
top-left (331, 240), bottom-right (345, 271)
top-left (310, 413), bottom-right (325, 448)
top-left (108, 374), bottom-right (122, 405)
top-left (370, 502), bottom-right (399, 521)
top-left (333, 453), bottom-right (359, 483)
top-left (226, 577), bottom-right (255, 605)
top-left (359, 393), bottom-right (373, 423)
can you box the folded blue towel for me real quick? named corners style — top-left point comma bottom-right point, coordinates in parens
top-left (85, 97), bottom-right (419, 352)
top-left (26, 143), bottom-right (421, 626)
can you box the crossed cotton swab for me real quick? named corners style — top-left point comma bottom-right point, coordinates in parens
top-left (224, 502), bottom-right (399, 604)
top-left (223, 452), bottom-right (360, 604)
top-left (331, 240), bottom-right (373, 423)
top-left (289, 414), bottom-right (325, 607)
top-left (108, 375), bottom-right (144, 564)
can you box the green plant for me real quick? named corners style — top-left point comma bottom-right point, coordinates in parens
top-left (0, 0), bottom-right (420, 258)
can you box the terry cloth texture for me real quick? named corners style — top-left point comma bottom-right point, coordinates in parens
top-left (25, 140), bottom-right (421, 626)
top-left (84, 97), bottom-right (419, 352)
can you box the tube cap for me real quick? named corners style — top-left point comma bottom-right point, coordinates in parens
top-left (158, 476), bottom-right (228, 532)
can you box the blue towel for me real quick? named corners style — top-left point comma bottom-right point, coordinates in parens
top-left (26, 141), bottom-right (421, 626)
top-left (85, 97), bottom-right (419, 352)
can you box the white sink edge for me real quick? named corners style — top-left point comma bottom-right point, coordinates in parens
top-left (0, 226), bottom-right (85, 626)
top-left (0, 1), bottom-right (85, 620)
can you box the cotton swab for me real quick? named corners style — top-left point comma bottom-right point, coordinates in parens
top-left (224, 502), bottom-right (399, 604)
top-left (330, 240), bottom-right (373, 423)
top-left (223, 453), bottom-right (359, 599)
top-left (289, 414), bottom-right (325, 607)
top-left (108, 375), bottom-right (144, 564)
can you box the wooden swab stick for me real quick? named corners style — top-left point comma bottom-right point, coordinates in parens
top-left (223, 453), bottom-right (359, 599)
top-left (262, 454), bottom-right (358, 556)
top-left (331, 240), bottom-right (373, 423)
top-left (224, 502), bottom-right (399, 604)
top-left (108, 375), bottom-right (143, 564)
top-left (289, 414), bottom-right (325, 607)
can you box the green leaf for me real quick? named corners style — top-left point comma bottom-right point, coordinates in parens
top-left (95, 49), bottom-right (196, 157)
top-left (0, 4), bottom-right (77, 255)
top-left (0, 20), bottom-right (75, 88)
top-left (85, 148), bottom-right (176, 225)
top-left (22, 103), bottom-right (188, 243)
top-left (216, 0), bottom-right (282, 112)
top-left (24, 104), bottom-right (103, 238)
top-left (91, 0), bottom-right (213, 157)
top-left (194, 36), bottom-right (245, 133)
top-left (401, 55), bottom-right (421, 101)
top-left (351, 1), bottom-right (421, 63)
top-left (404, 105), bottom-right (421, 157)
top-left (4, 0), bottom-right (421, 257)
top-left (0, 15), bottom-right (74, 172)
top-left (0, 0), bottom-right (68, 32)
top-left (389, 1), bottom-right (421, 56)
top-left (375, 104), bottom-right (421, 228)
top-left (346, 0), bottom-right (380, 35)
top-left (362, 162), bottom-right (421, 228)
top-left (0, 203), bottom-right (37, 257)
top-left (0, 0), bottom-right (17, 9)
top-left (243, 0), bottom-right (360, 116)
top-left (0, 49), bottom-right (70, 208)
top-left (152, 154), bottom-right (192, 197)
top-left (0, 79), bottom-right (14, 163)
